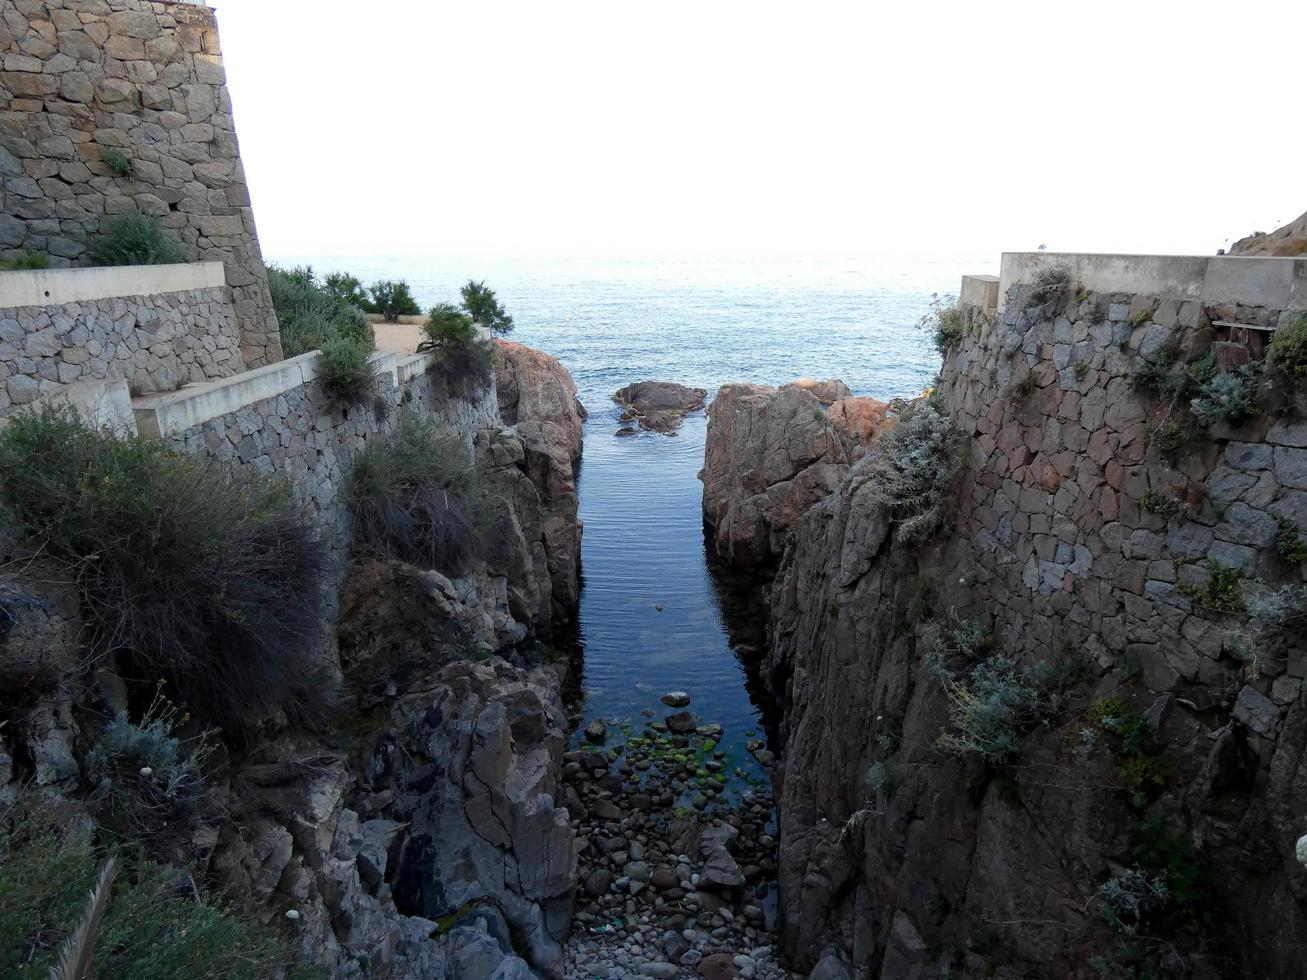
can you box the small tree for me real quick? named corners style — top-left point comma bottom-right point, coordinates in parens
top-left (323, 271), bottom-right (372, 312)
top-left (460, 280), bottom-right (514, 334)
top-left (421, 304), bottom-right (492, 389)
top-left (369, 280), bottom-right (421, 322)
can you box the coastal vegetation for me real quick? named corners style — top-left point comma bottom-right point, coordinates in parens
top-left (1269, 313), bottom-right (1307, 381)
top-left (461, 280), bottom-right (514, 334)
top-left (348, 414), bottom-right (485, 575)
top-left (0, 250), bottom-right (48, 271)
top-left (0, 406), bottom-right (328, 729)
top-left (315, 334), bottom-right (380, 407)
top-left (86, 215), bottom-right (184, 267)
top-left (368, 279), bottom-right (421, 322)
top-left (267, 264), bottom-right (374, 357)
top-left (862, 401), bottom-right (961, 543)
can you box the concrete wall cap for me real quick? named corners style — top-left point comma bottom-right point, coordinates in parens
top-left (0, 262), bottom-right (226, 310)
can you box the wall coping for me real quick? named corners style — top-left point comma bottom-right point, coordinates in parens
top-left (997, 252), bottom-right (1307, 312)
top-left (0, 261), bottom-right (227, 310)
top-left (133, 348), bottom-right (399, 438)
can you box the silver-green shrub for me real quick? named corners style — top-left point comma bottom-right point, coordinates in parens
top-left (1190, 366), bottom-right (1259, 427)
top-left (1093, 868), bottom-right (1169, 936)
top-left (863, 402), bottom-right (961, 544)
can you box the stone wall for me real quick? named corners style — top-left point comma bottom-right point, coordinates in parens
top-left (0, 0), bottom-right (281, 365)
top-left (0, 263), bottom-right (242, 410)
top-left (143, 351), bottom-right (502, 617)
top-left (764, 252), bottom-right (1307, 978)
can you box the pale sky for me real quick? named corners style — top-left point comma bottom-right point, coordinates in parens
top-left (214, 0), bottom-right (1306, 260)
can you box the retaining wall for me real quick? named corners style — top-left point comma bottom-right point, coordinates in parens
top-left (135, 349), bottom-right (502, 614)
top-left (0, 260), bottom-right (241, 410)
top-left (0, 0), bottom-right (281, 365)
top-left (944, 252), bottom-right (1307, 702)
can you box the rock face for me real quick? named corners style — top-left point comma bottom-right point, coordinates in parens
top-left (701, 383), bottom-right (873, 567)
top-left (764, 281), bottom-right (1307, 978)
top-left (1229, 208), bottom-right (1307, 256)
top-left (613, 381), bottom-right (708, 432)
top-left (782, 378), bottom-right (852, 405)
top-left (825, 396), bottom-right (890, 461)
top-left (495, 341), bottom-right (586, 622)
top-left (211, 660), bottom-right (572, 979)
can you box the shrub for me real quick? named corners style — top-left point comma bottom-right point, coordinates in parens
top-left (85, 695), bottom-right (210, 841)
top-left (322, 271), bottom-right (371, 312)
top-left (368, 279), bottom-right (421, 322)
top-left (0, 406), bottom-right (329, 728)
top-left (1177, 560), bottom-right (1243, 613)
top-left (1093, 868), bottom-right (1169, 936)
top-left (930, 652), bottom-right (1042, 763)
top-left (1145, 420), bottom-right (1198, 464)
top-left (0, 250), bottom-right (48, 271)
top-left (422, 303), bottom-right (492, 389)
top-left (1128, 308), bottom-right (1151, 327)
top-left (1141, 488), bottom-right (1184, 519)
top-left (1230, 584), bottom-right (1307, 678)
top-left (349, 415), bottom-right (484, 574)
top-left (1190, 366), bottom-right (1259, 427)
top-left (86, 215), bottom-right (184, 267)
top-left (101, 148), bottom-right (134, 177)
top-left (865, 761), bottom-right (899, 798)
top-left (1276, 516), bottom-right (1307, 565)
top-left (460, 279), bottom-right (514, 335)
top-left (1269, 314), bottom-right (1307, 380)
top-left (862, 402), bottom-right (961, 543)
top-left (267, 264), bottom-right (374, 357)
top-left (0, 803), bottom-right (294, 979)
top-left (315, 336), bottom-right (378, 406)
top-left (916, 293), bottom-right (962, 356)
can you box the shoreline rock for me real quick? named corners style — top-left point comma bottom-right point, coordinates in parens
top-left (614, 381), bottom-right (708, 433)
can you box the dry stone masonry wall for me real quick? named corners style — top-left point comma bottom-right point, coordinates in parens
top-left (0, 281), bottom-right (241, 409)
top-left (764, 253), bottom-right (1307, 979)
top-left (0, 0), bottom-right (281, 365)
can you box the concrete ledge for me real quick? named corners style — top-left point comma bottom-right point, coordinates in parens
top-left (395, 350), bottom-right (438, 384)
top-left (960, 274), bottom-right (1000, 313)
top-left (134, 349), bottom-right (398, 438)
top-left (0, 261), bottom-right (226, 309)
top-left (0, 378), bottom-right (136, 435)
top-left (998, 252), bottom-right (1307, 312)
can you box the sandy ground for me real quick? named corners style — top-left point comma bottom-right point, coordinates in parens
top-left (372, 321), bottom-right (425, 355)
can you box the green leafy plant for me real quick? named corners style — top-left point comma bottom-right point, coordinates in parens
top-left (100, 148), bottom-right (134, 177)
top-left (862, 402), bottom-right (961, 543)
top-left (865, 760), bottom-right (899, 798)
top-left (85, 694), bottom-right (211, 842)
top-left (315, 336), bottom-right (378, 406)
top-left (0, 250), bottom-right (48, 271)
top-left (1141, 488), bottom-right (1184, 519)
top-left (267, 264), bottom-right (374, 358)
top-left (0, 802), bottom-right (295, 979)
top-left (1177, 560), bottom-right (1243, 613)
top-left (1269, 314), bottom-right (1307, 381)
top-left (86, 215), bottom-right (183, 267)
top-left (1145, 420), bottom-right (1198, 464)
top-left (916, 293), bottom-right (962, 355)
top-left (1230, 584), bottom-right (1307, 679)
top-left (368, 279), bottom-right (421, 322)
top-left (460, 280), bottom-right (514, 335)
top-left (422, 303), bottom-right (492, 389)
top-left (1190, 366), bottom-right (1259, 427)
top-left (929, 652), bottom-right (1042, 763)
top-left (322, 271), bottom-right (371, 312)
top-left (1128, 308), bottom-right (1151, 327)
top-left (0, 406), bottom-right (329, 729)
top-left (348, 415), bottom-right (486, 575)
top-left (1276, 516), bottom-right (1307, 565)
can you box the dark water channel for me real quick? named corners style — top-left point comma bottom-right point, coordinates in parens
top-left (566, 407), bottom-right (778, 807)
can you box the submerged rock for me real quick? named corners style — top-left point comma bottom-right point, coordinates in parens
top-left (660, 691), bottom-right (692, 708)
top-left (665, 710), bottom-right (697, 733)
top-left (613, 380), bottom-right (708, 432)
top-left (584, 719), bottom-right (608, 744)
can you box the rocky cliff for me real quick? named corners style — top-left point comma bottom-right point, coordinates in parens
top-left (701, 382), bottom-right (887, 568)
top-left (0, 340), bottom-right (587, 980)
top-left (759, 278), bottom-right (1307, 978)
top-left (1229, 209), bottom-right (1307, 257)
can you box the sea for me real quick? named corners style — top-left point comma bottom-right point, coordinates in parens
top-left (272, 252), bottom-right (991, 794)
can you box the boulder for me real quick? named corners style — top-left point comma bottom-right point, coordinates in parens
top-left (700, 383), bottom-right (850, 567)
top-left (826, 396), bottom-right (890, 461)
top-left (781, 377), bottom-right (851, 405)
top-left (613, 380), bottom-right (708, 432)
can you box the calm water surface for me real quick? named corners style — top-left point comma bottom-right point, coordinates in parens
top-left (276, 253), bottom-right (990, 789)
